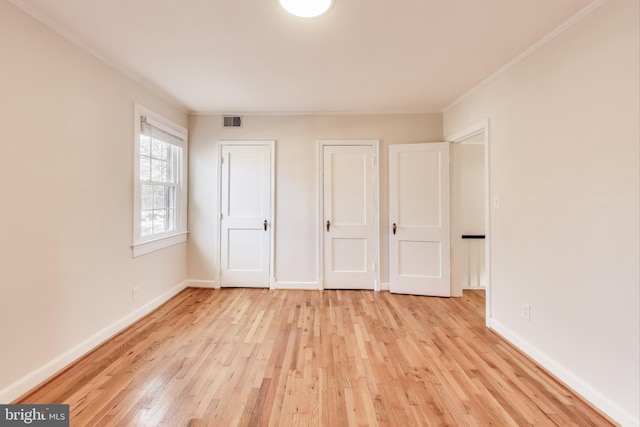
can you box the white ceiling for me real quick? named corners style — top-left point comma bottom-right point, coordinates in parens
top-left (11, 0), bottom-right (595, 114)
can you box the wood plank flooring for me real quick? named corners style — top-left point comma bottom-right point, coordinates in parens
top-left (18, 288), bottom-right (613, 426)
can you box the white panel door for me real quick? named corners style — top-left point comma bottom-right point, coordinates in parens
top-left (389, 142), bottom-right (450, 296)
top-left (220, 144), bottom-right (272, 288)
top-left (323, 145), bottom-right (375, 289)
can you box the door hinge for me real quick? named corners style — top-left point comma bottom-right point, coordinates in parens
top-left (221, 156), bottom-right (224, 164)
top-left (220, 212), bottom-right (223, 220)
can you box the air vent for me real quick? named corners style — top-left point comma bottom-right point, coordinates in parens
top-left (223, 116), bottom-right (242, 128)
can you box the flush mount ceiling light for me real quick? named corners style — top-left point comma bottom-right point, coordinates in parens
top-left (279, 0), bottom-right (333, 17)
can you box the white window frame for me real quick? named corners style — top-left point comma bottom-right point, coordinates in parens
top-left (132, 104), bottom-right (188, 257)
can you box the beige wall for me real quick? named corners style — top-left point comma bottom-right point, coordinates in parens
top-left (0, 0), bottom-right (188, 401)
top-left (444, 0), bottom-right (639, 424)
top-left (188, 114), bottom-right (442, 287)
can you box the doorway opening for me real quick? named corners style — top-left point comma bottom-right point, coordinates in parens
top-left (447, 120), bottom-right (491, 326)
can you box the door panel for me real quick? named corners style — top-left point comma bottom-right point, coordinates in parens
top-left (398, 152), bottom-right (441, 226)
top-left (332, 238), bottom-right (367, 272)
top-left (227, 229), bottom-right (264, 270)
top-left (323, 145), bottom-right (375, 289)
top-left (399, 241), bottom-right (442, 277)
top-left (220, 144), bottom-right (272, 288)
top-left (389, 142), bottom-right (450, 296)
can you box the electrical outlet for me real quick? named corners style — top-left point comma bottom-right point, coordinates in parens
top-left (133, 287), bottom-right (140, 301)
top-left (522, 303), bottom-right (531, 322)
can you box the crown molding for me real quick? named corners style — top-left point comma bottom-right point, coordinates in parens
top-left (443, 0), bottom-right (609, 113)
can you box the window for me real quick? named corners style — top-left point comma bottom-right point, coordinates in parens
top-left (133, 104), bottom-right (188, 257)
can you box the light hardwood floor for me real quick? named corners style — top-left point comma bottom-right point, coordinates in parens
top-left (18, 288), bottom-right (613, 426)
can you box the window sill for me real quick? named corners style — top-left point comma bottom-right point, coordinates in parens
top-left (132, 232), bottom-right (188, 257)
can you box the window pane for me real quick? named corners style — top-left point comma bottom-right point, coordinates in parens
top-left (140, 156), bottom-right (150, 181)
top-left (151, 159), bottom-right (165, 182)
top-left (163, 143), bottom-right (173, 161)
top-left (141, 210), bottom-right (153, 236)
top-left (142, 185), bottom-right (153, 210)
top-left (153, 186), bottom-right (166, 209)
top-left (153, 209), bottom-right (166, 234)
top-left (160, 160), bottom-right (168, 181)
top-left (140, 134), bottom-right (151, 156)
top-left (151, 137), bottom-right (164, 159)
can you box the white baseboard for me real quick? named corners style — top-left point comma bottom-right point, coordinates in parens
top-left (273, 281), bottom-right (320, 290)
top-left (0, 280), bottom-right (189, 404)
top-left (380, 282), bottom-right (390, 291)
top-left (185, 279), bottom-right (218, 289)
top-left (490, 319), bottom-right (638, 427)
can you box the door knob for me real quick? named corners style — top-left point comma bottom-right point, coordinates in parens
top-left (392, 223), bottom-right (397, 235)
top-left (326, 220), bottom-right (331, 232)
top-left (264, 220), bottom-right (268, 231)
